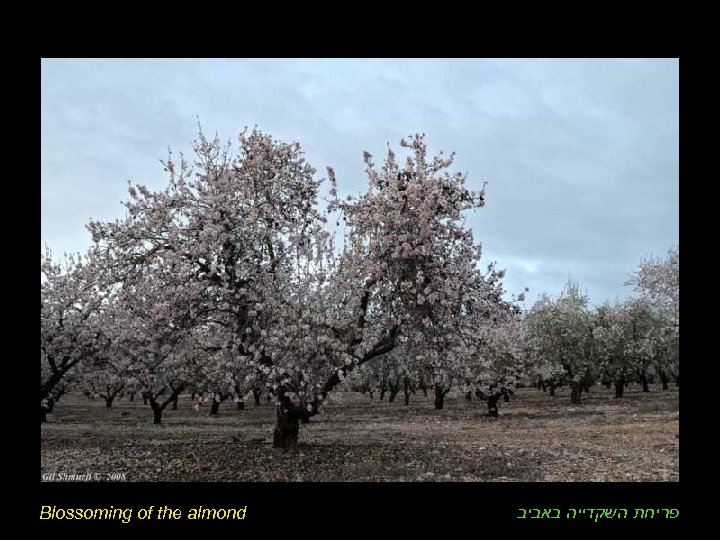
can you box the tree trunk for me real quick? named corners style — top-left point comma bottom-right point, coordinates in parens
top-left (273, 398), bottom-right (300, 450)
top-left (171, 395), bottom-right (178, 410)
top-left (487, 395), bottom-right (500, 417)
top-left (614, 376), bottom-right (625, 398)
top-left (380, 387), bottom-right (386, 401)
top-left (503, 392), bottom-right (510, 403)
top-left (128, 392), bottom-right (135, 402)
top-left (548, 382), bottom-right (555, 396)
top-left (105, 396), bottom-right (114, 409)
top-left (434, 386), bottom-right (445, 410)
top-left (253, 387), bottom-right (262, 406)
top-left (570, 383), bottom-right (582, 404)
top-left (368, 390), bottom-right (374, 399)
top-left (465, 391), bottom-right (472, 400)
top-left (640, 371), bottom-right (650, 392)
top-left (45, 397), bottom-right (55, 413)
top-left (237, 401), bottom-right (245, 410)
top-left (151, 402), bottom-right (162, 424)
top-left (403, 378), bottom-right (411, 406)
top-left (674, 375), bottom-right (679, 387)
top-left (210, 398), bottom-right (220, 416)
top-left (388, 385), bottom-right (400, 402)
top-left (583, 384), bottom-right (591, 393)
top-left (41, 406), bottom-right (47, 423)
top-left (659, 371), bottom-right (669, 390)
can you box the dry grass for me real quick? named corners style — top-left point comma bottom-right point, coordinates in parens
top-left (40, 384), bottom-right (679, 482)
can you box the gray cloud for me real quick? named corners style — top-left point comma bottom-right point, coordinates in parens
top-left (41, 58), bottom-right (678, 305)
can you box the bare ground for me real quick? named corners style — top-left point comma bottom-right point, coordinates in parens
top-left (40, 385), bottom-right (679, 482)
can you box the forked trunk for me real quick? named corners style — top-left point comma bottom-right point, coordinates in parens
top-left (640, 371), bottom-right (650, 393)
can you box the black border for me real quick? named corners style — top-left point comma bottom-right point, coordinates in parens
top-left (35, 48), bottom-right (686, 532)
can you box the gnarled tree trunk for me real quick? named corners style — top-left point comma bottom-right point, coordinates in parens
top-left (273, 396), bottom-right (303, 450)
top-left (151, 401), bottom-right (163, 424)
top-left (487, 394), bottom-right (500, 417)
top-left (614, 375), bottom-right (625, 398)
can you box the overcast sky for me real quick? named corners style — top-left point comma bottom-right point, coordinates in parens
top-left (41, 58), bottom-right (678, 307)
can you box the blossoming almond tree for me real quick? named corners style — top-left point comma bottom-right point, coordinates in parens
top-left (88, 127), bottom-right (328, 424)
top-left (107, 264), bottom-right (209, 424)
top-left (626, 245), bottom-right (679, 387)
top-left (41, 248), bottom-right (107, 422)
top-left (263, 134), bottom-right (502, 445)
top-left (525, 281), bottom-right (597, 404)
top-left (593, 300), bottom-right (634, 398)
top-left (83, 128), bottom-right (507, 444)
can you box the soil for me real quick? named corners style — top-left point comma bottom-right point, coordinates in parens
top-left (40, 384), bottom-right (679, 482)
